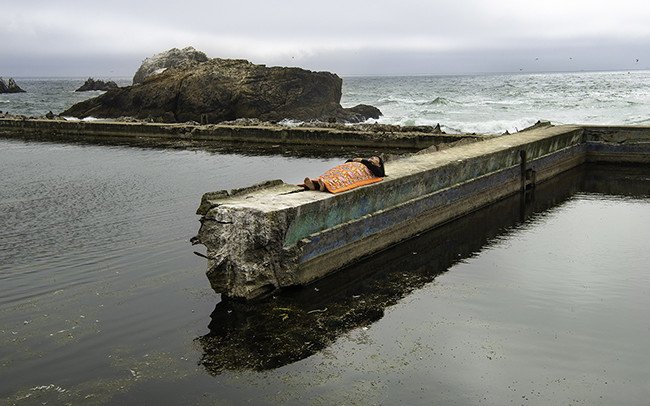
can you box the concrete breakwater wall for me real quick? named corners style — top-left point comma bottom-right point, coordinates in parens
top-left (0, 117), bottom-right (478, 151)
top-left (192, 124), bottom-right (650, 300)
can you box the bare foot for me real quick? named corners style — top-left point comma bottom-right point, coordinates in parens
top-left (304, 177), bottom-right (316, 190)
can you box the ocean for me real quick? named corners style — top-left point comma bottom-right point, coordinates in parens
top-left (3, 70), bottom-right (650, 134)
top-left (341, 71), bottom-right (650, 134)
top-left (1, 72), bottom-right (649, 405)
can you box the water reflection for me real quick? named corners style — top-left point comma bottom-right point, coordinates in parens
top-left (197, 163), bottom-right (648, 374)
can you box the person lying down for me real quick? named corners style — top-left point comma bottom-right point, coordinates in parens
top-left (300, 156), bottom-right (385, 193)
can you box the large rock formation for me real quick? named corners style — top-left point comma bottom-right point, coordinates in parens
top-left (132, 46), bottom-right (208, 85)
top-left (0, 77), bottom-right (26, 93)
top-left (62, 56), bottom-right (381, 123)
top-left (75, 78), bottom-right (118, 92)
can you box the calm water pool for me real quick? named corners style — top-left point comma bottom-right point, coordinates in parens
top-left (1, 138), bottom-right (648, 405)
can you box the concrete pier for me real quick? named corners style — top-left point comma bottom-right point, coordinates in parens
top-left (192, 124), bottom-right (650, 300)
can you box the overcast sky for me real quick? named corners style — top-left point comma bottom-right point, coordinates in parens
top-left (2, 0), bottom-right (649, 78)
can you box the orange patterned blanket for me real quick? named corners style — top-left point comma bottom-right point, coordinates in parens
top-left (307, 161), bottom-right (383, 193)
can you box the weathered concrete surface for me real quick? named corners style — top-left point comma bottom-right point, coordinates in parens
top-left (583, 125), bottom-right (650, 163)
top-left (192, 124), bottom-right (650, 300)
top-left (0, 117), bottom-right (479, 151)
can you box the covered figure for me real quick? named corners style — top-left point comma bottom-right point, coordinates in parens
top-left (302, 156), bottom-right (385, 193)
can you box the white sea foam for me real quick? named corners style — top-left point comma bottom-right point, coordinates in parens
top-left (81, 116), bottom-right (106, 122)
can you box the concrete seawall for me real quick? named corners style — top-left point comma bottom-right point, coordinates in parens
top-left (0, 117), bottom-right (481, 151)
top-left (191, 124), bottom-right (650, 300)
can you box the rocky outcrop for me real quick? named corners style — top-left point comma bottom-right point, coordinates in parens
top-left (62, 57), bottom-right (382, 124)
top-left (0, 77), bottom-right (26, 93)
top-left (75, 78), bottom-right (118, 92)
top-left (132, 46), bottom-right (208, 85)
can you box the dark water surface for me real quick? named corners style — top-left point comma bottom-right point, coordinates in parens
top-left (1, 138), bottom-right (649, 405)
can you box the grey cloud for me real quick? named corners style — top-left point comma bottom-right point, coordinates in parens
top-left (2, 0), bottom-right (650, 77)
